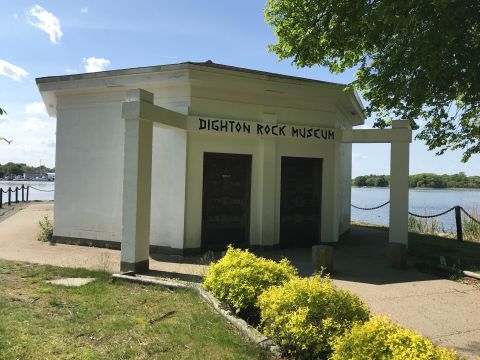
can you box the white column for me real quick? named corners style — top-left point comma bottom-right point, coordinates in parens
top-left (389, 120), bottom-right (410, 260)
top-left (120, 89), bottom-right (153, 272)
top-left (260, 114), bottom-right (277, 248)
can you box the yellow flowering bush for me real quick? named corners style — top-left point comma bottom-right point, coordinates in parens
top-left (202, 246), bottom-right (297, 318)
top-left (258, 276), bottom-right (370, 359)
top-left (331, 316), bottom-right (461, 360)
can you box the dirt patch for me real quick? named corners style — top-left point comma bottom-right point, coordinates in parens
top-left (458, 276), bottom-right (480, 290)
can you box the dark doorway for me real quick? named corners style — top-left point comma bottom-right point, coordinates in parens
top-left (280, 156), bottom-right (322, 248)
top-left (201, 152), bottom-right (252, 250)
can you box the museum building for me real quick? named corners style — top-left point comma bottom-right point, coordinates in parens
top-left (37, 61), bottom-right (411, 272)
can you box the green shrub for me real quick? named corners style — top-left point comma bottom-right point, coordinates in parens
top-left (202, 246), bottom-right (297, 319)
top-left (37, 215), bottom-right (53, 242)
top-left (462, 208), bottom-right (480, 242)
top-left (258, 275), bottom-right (369, 359)
top-left (331, 316), bottom-right (460, 360)
top-left (408, 215), bottom-right (444, 235)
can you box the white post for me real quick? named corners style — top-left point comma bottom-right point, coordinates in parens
top-left (120, 89), bottom-right (153, 273)
top-left (260, 114), bottom-right (277, 248)
top-left (388, 120), bottom-right (411, 268)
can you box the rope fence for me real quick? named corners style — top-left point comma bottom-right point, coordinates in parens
top-left (351, 200), bottom-right (480, 241)
top-left (28, 186), bottom-right (55, 192)
top-left (0, 185), bottom-right (54, 209)
top-left (351, 201), bottom-right (390, 211)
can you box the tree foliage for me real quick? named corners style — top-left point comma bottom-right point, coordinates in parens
top-left (352, 172), bottom-right (480, 188)
top-left (0, 162), bottom-right (55, 178)
top-left (265, 0), bottom-right (480, 161)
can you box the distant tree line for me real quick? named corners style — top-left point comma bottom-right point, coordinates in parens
top-left (352, 172), bottom-right (480, 189)
top-left (0, 162), bottom-right (55, 178)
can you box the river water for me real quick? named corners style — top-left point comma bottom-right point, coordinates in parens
top-left (351, 187), bottom-right (480, 231)
top-left (0, 181), bottom-right (55, 203)
top-left (1, 181), bottom-right (478, 232)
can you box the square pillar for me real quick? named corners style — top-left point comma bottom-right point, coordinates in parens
top-left (260, 114), bottom-right (278, 247)
top-left (388, 120), bottom-right (410, 267)
top-left (121, 89), bottom-right (153, 273)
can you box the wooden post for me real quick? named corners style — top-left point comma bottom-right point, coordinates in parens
top-left (26, 186), bottom-right (29, 202)
top-left (21, 185), bottom-right (24, 202)
top-left (15, 187), bottom-right (18, 203)
top-left (0, 190), bottom-right (2, 209)
top-left (455, 206), bottom-right (463, 242)
top-left (8, 187), bottom-right (11, 205)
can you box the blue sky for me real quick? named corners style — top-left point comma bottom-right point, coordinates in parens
top-left (0, 1), bottom-right (478, 176)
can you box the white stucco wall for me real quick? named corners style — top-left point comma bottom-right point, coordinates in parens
top-left (54, 95), bottom-right (125, 242)
top-left (150, 126), bottom-right (187, 249)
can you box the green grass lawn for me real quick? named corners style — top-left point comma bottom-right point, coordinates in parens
top-left (0, 260), bottom-right (268, 360)
top-left (408, 231), bottom-right (480, 270)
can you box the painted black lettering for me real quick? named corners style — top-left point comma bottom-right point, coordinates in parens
top-left (244, 123), bottom-right (251, 134)
top-left (328, 130), bottom-right (335, 140)
top-left (279, 125), bottom-right (286, 136)
top-left (220, 120), bottom-right (228, 132)
top-left (321, 129), bottom-right (327, 140)
top-left (314, 129), bottom-right (320, 139)
top-left (199, 118), bottom-right (207, 130)
top-left (212, 120), bottom-right (219, 131)
top-left (257, 124), bottom-right (264, 135)
top-left (271, 125), bottom-right (278, 136)
top-left (307, 128), bottom-right (313, 138)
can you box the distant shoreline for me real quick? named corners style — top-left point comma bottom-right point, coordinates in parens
top-left (351, 186), bottom-right (480, 191)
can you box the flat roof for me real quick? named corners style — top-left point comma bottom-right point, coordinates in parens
top-left (36, 60), bottom-right (347, 88)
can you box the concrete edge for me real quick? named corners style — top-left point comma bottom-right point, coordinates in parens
top-left (462, 270), bottom-right (480, 280)
top-left (437, 264), bottom-right (480, 280)
top-left (112, 273), bottom-right (190, 289)
top-left (111, 273), bottom-right (281, 356)
top-left (194, 284), bottom-right (281, 355)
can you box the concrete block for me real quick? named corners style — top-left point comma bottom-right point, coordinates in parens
top-left (312, 245), bottom-right (334, 274)
top-left (387, 242), bottom-right (407, 269)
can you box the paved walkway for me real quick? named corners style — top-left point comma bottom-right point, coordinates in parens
top-left (0, 203), bottom-right (206, 277)
top-left (0, 203), bottom-right (479, 358)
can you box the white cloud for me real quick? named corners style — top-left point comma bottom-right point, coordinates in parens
top-left (28, 5), bottom-right (62, 44)
top-left (80, 7), bottom-right (89, 14)
top-left (13, 13), bottom-right (18, 19)
top-left (21, 117), bottom-right (50, 131)
top-left (0, 115), bottom-right (10, 125)
top-left (0, 59), bottom-right (28, 81)
top-left (39, 138), bottom-right (56, 148)
top-left (83, 57), bottom-right (110, 72)
top-left (352, 153), bottom-right (368, 162)
top-left (25, 101), bottom-right (47, 116)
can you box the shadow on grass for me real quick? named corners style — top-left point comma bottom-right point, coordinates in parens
top-left (408, 231), bottom-right (480, 271)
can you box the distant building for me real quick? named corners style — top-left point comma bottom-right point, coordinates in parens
top-left (23, 173), bottom-right (43, 180)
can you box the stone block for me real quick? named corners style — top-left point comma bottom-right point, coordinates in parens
top-left (387, 242), bottom-right (407, 269)
top-left (312, 245), bottom-right (334, 274)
